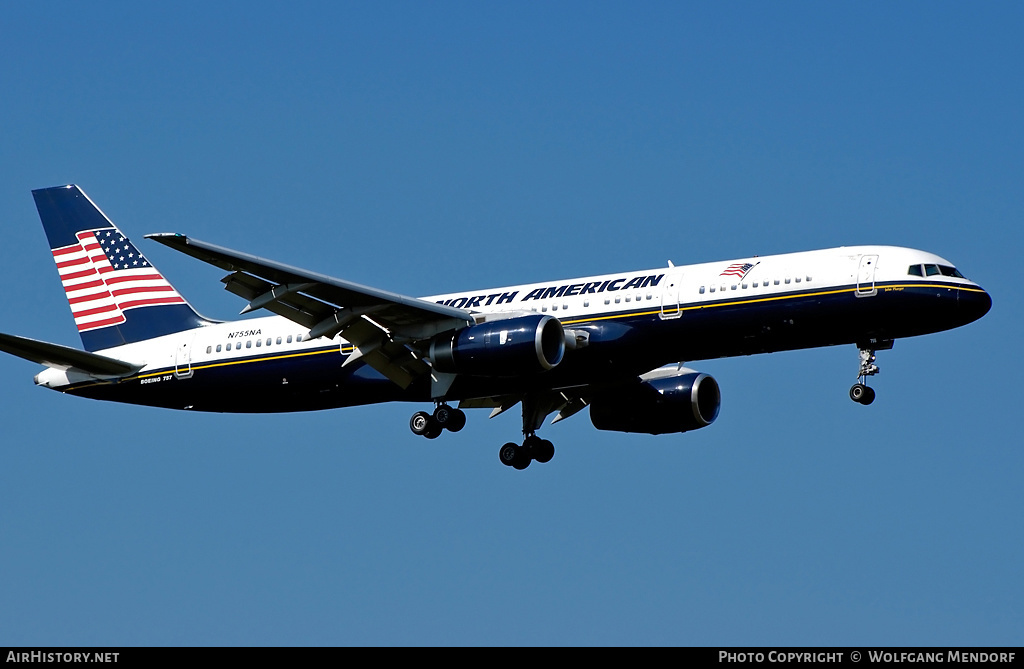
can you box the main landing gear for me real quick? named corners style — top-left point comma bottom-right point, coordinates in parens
top-left (410, 403), bottom-right (466, 439)
top-left (496, 393), bottom-right (559, 470)
top-left (498, 434), bottom-right (555, 470)
top-left (410, 394), bottom-right (560, 470)
top-left (849, 341), bottom-right (891, 405)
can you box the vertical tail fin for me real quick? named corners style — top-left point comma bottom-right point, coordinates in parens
top-left (32, 185), bottom-right (211, 352)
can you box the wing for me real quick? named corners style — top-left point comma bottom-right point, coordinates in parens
top-left (146, 234), bottom-right (473, 388)
top-left (0, 332), bottom-right (141, 377)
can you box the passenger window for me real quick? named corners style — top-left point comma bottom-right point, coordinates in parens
top-left (276, 337), bottom-right (282, 345)
top-left (206, 346), bottom-right (212, 354)
top-left (908, 265), bottom-right (923, 277)
top-left (795, 277), bottom-right (801, 283)
top-left (709, 286), bottom-right (716, 293)
top-left (266, 338), bottom-right (272, 346)
top-left (699, 286), bottom-right (705, 294)
top-left (216, 344), bottom-right (222, 353)
top-left (297, 334), bottom-right (304, 342)
top-left (731, 285), bottom-right (737, 291)
top-left (741, 283), bottom-right (748, 289)
top-left (752, 282), bottom-right (759, 288)
top-left (784, 278), bottom-right (791, 284)
top-left (287, 335), bottom-right (293, 344)
top-left (583, 300), bottom-right (590, 307)
top-left (246, 340), bottom-right (252, 348)
top-left (256, 339), bottom-right (262, 347)
top-left (235, 342), bottom-right (241, 350)
top-left (774, 279), bottom-right (780, 285)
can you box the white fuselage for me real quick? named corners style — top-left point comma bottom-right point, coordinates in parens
top-left (36, 244), bottom-right (984, 396)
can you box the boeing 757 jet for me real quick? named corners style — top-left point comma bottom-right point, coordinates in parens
top-left (0, 186), bottom-right (991, 469)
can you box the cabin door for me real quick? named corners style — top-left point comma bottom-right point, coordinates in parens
top-left (660, 269), bottom-right (684, 319)
top-left (174, 334), bottom-right (195, 379)
top-left (856, 254), bottom-right (878, 297)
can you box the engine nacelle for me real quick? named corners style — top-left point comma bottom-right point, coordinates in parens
top-left (590, 372), bottom-right (721, 434)
top-left (429, 314), bottom-right (565, 376)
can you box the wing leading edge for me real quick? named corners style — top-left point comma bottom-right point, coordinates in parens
top-left (146, 233), bottom-right (473, 388)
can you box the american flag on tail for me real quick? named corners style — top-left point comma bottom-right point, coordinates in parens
top-left (52, 227), bottom-right (185, 332)
top-left (719, 262), bottom-right (757, 279)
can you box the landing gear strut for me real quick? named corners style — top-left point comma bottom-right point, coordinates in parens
top-left (410, 403), bottom-right (466, 439)
top-left (849, 341), bottom-right (890, 405)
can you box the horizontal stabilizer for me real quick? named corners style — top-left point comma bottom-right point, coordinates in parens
top-left (0, 332), bottom-right (141, 377)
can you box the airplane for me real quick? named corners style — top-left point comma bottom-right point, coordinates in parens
top-left (0, 185), bottom-right (992, 469)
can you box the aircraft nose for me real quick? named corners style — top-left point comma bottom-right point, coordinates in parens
top-left (959, 286), bottom-right (992, 324)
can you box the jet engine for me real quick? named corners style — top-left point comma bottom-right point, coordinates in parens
top-left (429, 314), bottom-right (565, 376)
top-left (590, 371), bottom-right (721, 434)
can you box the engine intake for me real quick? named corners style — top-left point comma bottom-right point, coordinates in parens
top-left (430, 314), bottom-right (565, 376)
top-left (590, 372), bottom-right (721, 434)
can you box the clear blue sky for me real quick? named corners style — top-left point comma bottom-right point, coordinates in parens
top-left (1, 2), bottom-right (1020, 646)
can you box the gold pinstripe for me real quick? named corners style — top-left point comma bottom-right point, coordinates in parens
top-left (561, 282), bottom-right (985, 326)
top-left (133, 347), bottom-right (346, 381)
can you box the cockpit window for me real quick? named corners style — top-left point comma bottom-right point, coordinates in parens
top-left (915, 263), bottom-right (966, 279)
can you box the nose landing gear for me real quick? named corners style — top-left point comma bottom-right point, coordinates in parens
top-left (849, 340), bottom-right (892, 405)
